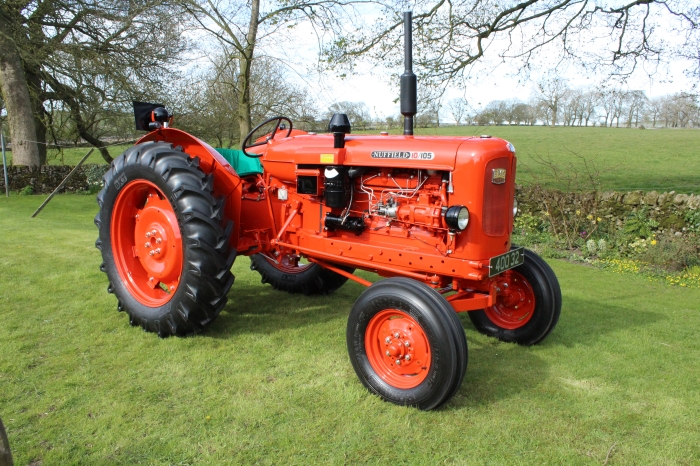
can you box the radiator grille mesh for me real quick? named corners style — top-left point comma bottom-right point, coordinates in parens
top-left (482, 157), bottom-right (510, 236)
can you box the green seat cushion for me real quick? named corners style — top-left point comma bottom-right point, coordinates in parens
top-left (214, 148), bottom-right (263, 177)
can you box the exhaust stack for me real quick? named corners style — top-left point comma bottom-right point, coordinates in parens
top-left (400, 11), bottom-right (417, 136)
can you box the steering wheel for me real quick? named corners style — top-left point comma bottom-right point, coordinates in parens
top-left (242, 116), bottom-right (293, 158)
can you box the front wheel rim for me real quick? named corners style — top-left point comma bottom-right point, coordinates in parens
top-left (484, 270), bottom-right (536, 329)
top-left (111, 180), bottom-right (183, 306)
top-left (365, 310), bottom-right (431, 389)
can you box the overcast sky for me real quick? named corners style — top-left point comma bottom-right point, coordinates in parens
top-left (191, 6), bottom-right (698, 123)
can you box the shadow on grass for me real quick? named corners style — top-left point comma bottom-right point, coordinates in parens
top-left (448, 294), bottom-right (665, 409)
top-left (207, 275), bottom-right (366, 339)
top-left (207, 266), bottom-right (665, 408)
top-left (545, 292), bottom-right (665, 348)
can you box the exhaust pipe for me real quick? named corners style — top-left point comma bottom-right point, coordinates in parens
top-left (401, 11), bottom-right (417, 136)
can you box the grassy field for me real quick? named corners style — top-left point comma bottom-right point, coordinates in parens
top-left (1, 194), bottom-right (699, 465)
top-left (4, 126), bottom-right (699, 193)
top-left (414, 126), bottom-right (700, 193)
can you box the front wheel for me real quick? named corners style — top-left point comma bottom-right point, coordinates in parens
top-left (95, 142), bottom-right (236, 337)
top-left (347, 278), bottom-right (468, 410)
top-left (468, 247), bottom-right (561, 346)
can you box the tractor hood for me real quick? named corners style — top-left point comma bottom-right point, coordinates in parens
top-left (263, 134), bottom-right (513, 172)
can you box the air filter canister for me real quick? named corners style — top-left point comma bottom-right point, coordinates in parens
top-left (324, 166), bottom-right (348, 208)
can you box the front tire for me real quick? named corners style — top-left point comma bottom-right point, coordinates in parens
top-left (347, 278), bottom-right (468, 410)
top-left (95, 142), bottom-right (236, 337)
top-left (249, 254), bottom-right (353, 295)
top-left (468, 247), bottom-right (561, 346)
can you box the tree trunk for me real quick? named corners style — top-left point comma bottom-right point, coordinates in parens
top-left (237, 0), bottom-right (260, 141)
top-left (0, 16), bottom-right (40, 166)
top-left (26, 70), bottom-right (47, 164)
top-left (0, 417), bottom-right (13, 466)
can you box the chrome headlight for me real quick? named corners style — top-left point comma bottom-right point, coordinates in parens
top-left (445, 206), bottom-right (469, 231)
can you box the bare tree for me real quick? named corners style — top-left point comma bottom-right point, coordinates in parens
top-left (624, 90), bottom-right (647, 127)
top-left (448, 97), bottom-right (468, 125)
top-left (536, 78), bottom-right (569, 127)
top-left (0, 1), bottom-right (189, 165)
top-left (647, 96), bottom-right (664, 127)
top-left (182, 0), bottom-right (365, 141)
top-left (325, 1), bottom-right (700, 93)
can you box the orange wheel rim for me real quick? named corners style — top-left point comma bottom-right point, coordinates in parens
top-left (485, 270), bottom-right (535, 330)
top-left (111, 180), bottom-right (183, 307)
top-left (365, 310), bottom-right (431, 389)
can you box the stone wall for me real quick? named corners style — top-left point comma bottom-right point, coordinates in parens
top-left (516, 185), bottom-right (700, 231)
top-left (0, 164), bottom-right (108, 194)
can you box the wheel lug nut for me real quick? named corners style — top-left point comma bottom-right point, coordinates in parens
top-left (404, 341), bottom-right (410, 347)
top-left (146, 232), bottom-right (150, 238)
top-left (395, 359), bottom-right (401, 366)
top-left (145, 243), bottom-right (151, 248)
top-left (156, 238), bottom-right (162, 244)
top-left (386, 351), bottom-right (391, 356)
top-left (155, 248), bottom-right (161, 254)
top-left (405, 355), bottom-right (411, 361)
top-left (149, 250), bottom-right (155, 256)
top-left (394, 332), bottom-right (400, 338)
top-left (385, 337), bottom-right (391, 344)
top-left (151, 230), bottom-right (157, 236)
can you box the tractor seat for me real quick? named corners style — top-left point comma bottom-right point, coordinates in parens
top-left (215, 148), bottom-right (263, 177)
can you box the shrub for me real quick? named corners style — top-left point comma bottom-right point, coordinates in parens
top-left (18, 185), bottom-right (34, 195)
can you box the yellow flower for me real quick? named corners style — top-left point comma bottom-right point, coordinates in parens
top-left (587, 214), bottom-right (593, 220)
top-left (576, 210), bottom-right (581, 215)
top-left (597, 217), bottom-right (602, 222)
top-left (651, 240), bottom-right (657, 245)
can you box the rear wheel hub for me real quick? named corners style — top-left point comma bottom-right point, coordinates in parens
top-left (111, 180), bottom-right (183, 306)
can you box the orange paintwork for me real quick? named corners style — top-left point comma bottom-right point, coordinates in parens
top-left (133, 126), bottom-right (519, 311)
top-left (112, 179), bottom-right (183, 306)
top-left (365, 309), bottom-right (431, 388)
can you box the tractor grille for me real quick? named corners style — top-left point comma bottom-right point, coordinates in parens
top-left (482, 157), bottom-right (511, 236)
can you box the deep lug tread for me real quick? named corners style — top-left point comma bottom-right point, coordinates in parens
top-left (95, 142), bottom-right (237, 337)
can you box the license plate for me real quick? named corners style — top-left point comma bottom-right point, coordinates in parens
top-left (489, 247), bottom-right (525, 277)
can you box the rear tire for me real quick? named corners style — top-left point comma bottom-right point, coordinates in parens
top-left (347, 278), bottom-right (468, 410)
top-left (249, 254), bottom-right (353, 295)
top-left (468, 247), bottom-right (561, 345)
top-left (95, 142), bottom-right (236, 337)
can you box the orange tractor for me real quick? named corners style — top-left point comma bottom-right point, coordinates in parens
top-left (95, 13), bottom-right (561, 410)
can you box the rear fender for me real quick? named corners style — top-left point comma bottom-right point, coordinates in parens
top-left (137, 128), bottom-right (243, 249)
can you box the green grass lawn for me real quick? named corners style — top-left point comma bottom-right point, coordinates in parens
top-left (1, 194), bottom-right (699, 465)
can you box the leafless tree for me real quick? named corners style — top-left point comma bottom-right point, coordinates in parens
top-left (182, 0), bottom-right (368, 141)
top-left (325, 0), bottom-right (700, 94)
top-left (647, 96), bottom-right (664, 127)
top-left (536, 77), bottom-right (569, 127)
top-left (0, 1), bottom-right (189, 165)
top-left (624, 90), bottom-right (648, 127)
top-left (448, 97), bottom-right (468, 125)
